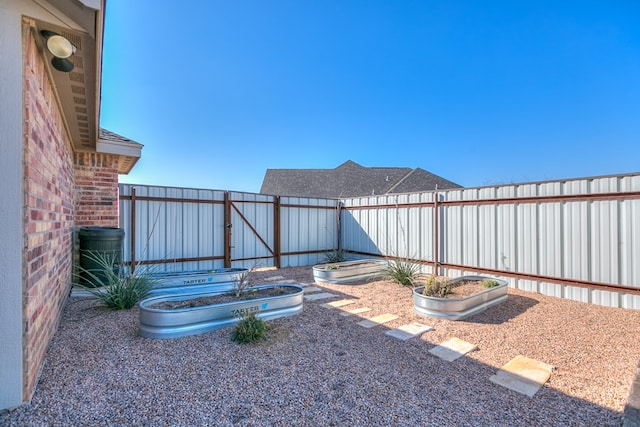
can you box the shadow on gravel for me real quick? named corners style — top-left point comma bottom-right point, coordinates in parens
top-left (0, 274), bottom-right (633, 427)
top-left (462, 294), bottom-right (539, 325)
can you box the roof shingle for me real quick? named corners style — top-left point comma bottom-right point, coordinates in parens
top-left (260, 160), bottom-right (461, 198)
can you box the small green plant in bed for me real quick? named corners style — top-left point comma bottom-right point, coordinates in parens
top-left (238, 285), bottom-right (285, 300)
top-left (231, 313), bottom-right (268, 344)
top-left (422, 276), bottom-right (452, 298)
top-left (481, 279), bottom-right (500, 288)
top-left (383, 258), bottom-right (420, 287)
top-left (74, 251), bottom-right (155, 309)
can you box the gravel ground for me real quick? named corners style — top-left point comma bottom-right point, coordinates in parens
top-left (2, 266), bottom-right (640, 426)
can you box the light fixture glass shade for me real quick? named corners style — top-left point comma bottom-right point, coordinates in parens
top-left (51, 57), bottom-right (74, 72)
top-left (46, 35), bottom-right (74, 58)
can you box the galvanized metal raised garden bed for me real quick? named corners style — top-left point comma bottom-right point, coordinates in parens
top-left (144, 267), bottom-right (249, 296)
top-left (138, 284), bottom-right (304, 339)
top-left (313, 259), bottom-right (387, 284)
top-left (70, 267), bottom-right (248, 298)
top-left (413, 275), bottom-right (508, 321)
top-left (147, 267), bottom-right (248, 288)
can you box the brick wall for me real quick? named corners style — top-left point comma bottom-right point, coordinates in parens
top-left (22, 22), bottom-right (75, 400)
top-left (74, 152), bottom-right (120, 227)
top-left (21, 20), bottom-right (121, 403)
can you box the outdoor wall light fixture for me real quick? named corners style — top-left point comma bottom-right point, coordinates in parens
top-left (40, 30), bottom-right (76, 72)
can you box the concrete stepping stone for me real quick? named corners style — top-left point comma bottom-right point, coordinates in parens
top-left (385, 322), bottom-right (434, 341)
top-left (339, 307), bottom-right (372, 317)
top-left (304, 292), bottom-right (338, 301)
top-left (263, 275), bottom-right (285, 281)
top-left (322, 299), bottom-right (356, 308)
top-left (357, 313), bottom-right (399, 328)
top-left (489, 355), bottom-right (554, 397)
top-left (429, 337), bottom-right (477, 362)
top-left (303, 286), bottom-right (323, 293)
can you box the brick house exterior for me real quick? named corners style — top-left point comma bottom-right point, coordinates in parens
top-left (74, 152), bottom-right (121, 226)
top-left (23, 23), bottom-right (78, 401)
top-left (0, 1), bottom-right (141, 411)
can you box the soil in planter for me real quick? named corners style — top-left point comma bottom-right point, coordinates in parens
top-left (447, 280), bottom-right (490, 297)
top-left (421, 279), bottom-right (493, 298)
top-left (149, 286), bottom-right (298, 310)
top-left (322, 261), bottom-right (382, 269)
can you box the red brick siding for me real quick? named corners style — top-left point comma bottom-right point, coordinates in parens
top-left (21, 19), bottom-right (122, 404)
top-left (74, 152), bottom-right (120, 227)
top-left (22, 22), bottom-right (75, 400)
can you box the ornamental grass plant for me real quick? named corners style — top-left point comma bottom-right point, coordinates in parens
top-left (383, 258), bottom-right (421, 287)
top-left (74, 251), bottom-right (155, 310)
top-left (322, 249), bottom-right (347, 263)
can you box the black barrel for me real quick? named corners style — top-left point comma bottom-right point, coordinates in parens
top-left (78, 226), bottom-right (125, 287)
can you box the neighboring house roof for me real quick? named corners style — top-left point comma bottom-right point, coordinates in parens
top-left (97, 129), bottom-right (143, 174)
top-left (260, 160), bottom-right (462, 198)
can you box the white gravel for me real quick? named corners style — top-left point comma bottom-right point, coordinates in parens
top-left (2, 266), bottom-right (639, 426)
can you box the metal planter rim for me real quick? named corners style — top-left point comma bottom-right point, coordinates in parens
top-left (147, 268), bottom-right (249, 288)
top-left (313, 259), bottom-right (387, 284)
top-left (138, 284), bottom-right (304, 339)
top-left (413, 275), bottom-right (508, 321)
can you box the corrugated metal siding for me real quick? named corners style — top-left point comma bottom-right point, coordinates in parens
top-left (119, 185), bottom-right (340, 272)
top-left (228, 191), bottom-right (275, 270)
top-left (119, 185), bottom-right (226, 273)
top-left (342, 193), bottom-right (434, 269)
top-left (340, 174), bottom-right (640, 309)
top-left (280, 197), bottom-right (340, 267)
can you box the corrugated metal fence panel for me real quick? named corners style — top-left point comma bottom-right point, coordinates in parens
top-left (119, 184), bottom-right (133, 267)
top-left (340, 174), bottom-right (639, 308)
top-left (341, 196), bottom-right (383, 257)
top-left (228, 192), bottom-right (275, 270)
top-left (119, 184), bottom-right (226, 273)
top-left (620, 198), bottom-right (640, 309)
top-left (514, 184), bottom-right (539, 292)
top-left (280, 197), bottom-right (340, 267)
top-left (119, 185), bottom-right (339, 271)
top-left (621, 175), bottom-right (640, 309)
top-left (120, 174), bottom-right (640, 309)
top-left (437, 175), bottom-right (640, 308)
top-left (406, 193), bottom-right (434, 264)
top-left (342, 193), bottom-right (435, 265)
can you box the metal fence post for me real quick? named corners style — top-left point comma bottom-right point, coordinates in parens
top-left (130, 187), bottom-right (137, 273)
top-left (274, 196), bottom-right (281, 268)
top-left (224, 191), bottom-right (231, 268)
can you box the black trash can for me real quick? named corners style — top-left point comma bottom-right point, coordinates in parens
top-left (78, 226), bottom-right (125, 287)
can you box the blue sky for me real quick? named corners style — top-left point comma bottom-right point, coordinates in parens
top-left (100, 1), bottom-right (640, 193)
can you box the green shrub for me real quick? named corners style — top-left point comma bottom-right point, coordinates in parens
top-left (74, 251), bottom-right (154, 310)
top-left (481, 279), bottom-right (500, 288)
top-left (383, 258), bottom-right (420, 287)
top-left (231, 313), bottom-right (268, 344)
top-left (422, 276), bottom-right (452, 298)
top-left (323, 249), bottom-right (346, 263)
